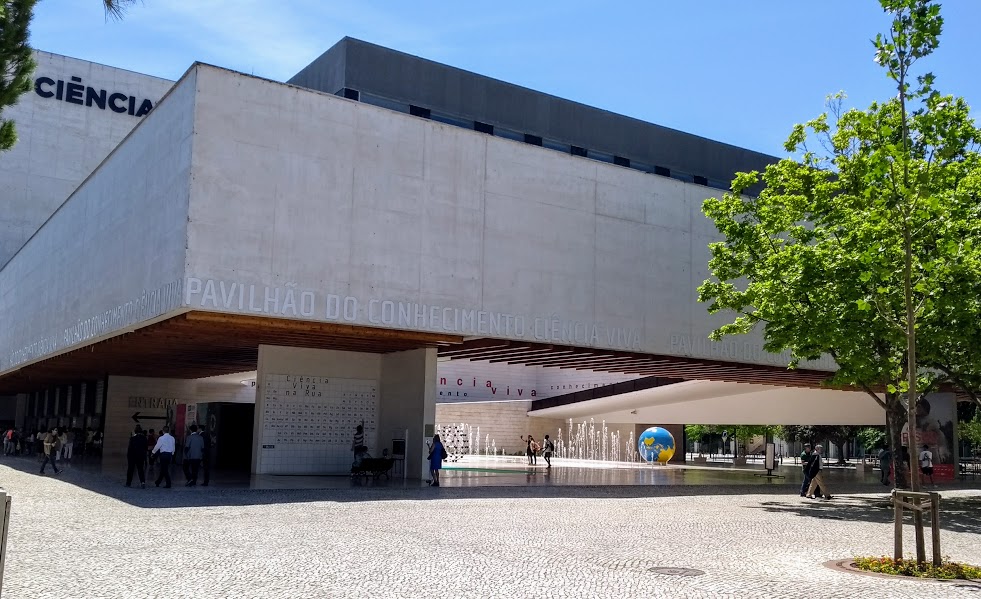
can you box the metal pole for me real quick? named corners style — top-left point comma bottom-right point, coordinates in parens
top-left (892, 490), bottom-right (903, 561)
top-left (930, 492), bottom-right (941, 567)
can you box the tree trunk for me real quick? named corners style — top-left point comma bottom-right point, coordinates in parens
top-left (886, 394), bottom-right (907, 489)
top-left (834, 439), bottom-right (848, 465)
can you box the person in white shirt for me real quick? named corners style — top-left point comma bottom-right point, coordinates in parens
top-left (919, 445), bottom-right (934, 485)
top-left (151, 426), bottom-right (176, 488)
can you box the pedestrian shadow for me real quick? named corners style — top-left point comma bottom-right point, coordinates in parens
top-left (748, 494), bottom-right (981, 535)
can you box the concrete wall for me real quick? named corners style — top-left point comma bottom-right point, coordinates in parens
top-left (0, 51), bottom-right (173, 266)
top-left (183, 65), bottom-right (829, 371)
top-left (0, 69), bottom-right (193, 374)
top-left (436, 401), bottom-right (564, 456)
top-left (436, 359), bottom-right (640, 403)
top-left (103, 374), bottom-right (253, 471)
top-left (379, 348), bottom-right (437, 480)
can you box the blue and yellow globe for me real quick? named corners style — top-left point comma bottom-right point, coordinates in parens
top-left (637, 427), bottom-right (675, 464)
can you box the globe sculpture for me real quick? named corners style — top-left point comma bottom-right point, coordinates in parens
top-left (637, 427), bottom-right (675, 465)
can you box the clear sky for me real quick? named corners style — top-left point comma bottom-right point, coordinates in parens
top-left (29, 0), bottom-right (981, 157)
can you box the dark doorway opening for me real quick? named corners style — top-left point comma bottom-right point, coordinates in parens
top-left (199, 402), bottom-right (255, 474)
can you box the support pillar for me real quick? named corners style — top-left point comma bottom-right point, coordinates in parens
top-left (380, 348), bottom-right (437, 480)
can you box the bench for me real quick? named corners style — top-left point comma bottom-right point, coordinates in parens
top-left (351, 457), bottom-right (395, 480)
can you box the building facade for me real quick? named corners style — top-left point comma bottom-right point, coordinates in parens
top-left (0, 39), bottom-right (876, 479)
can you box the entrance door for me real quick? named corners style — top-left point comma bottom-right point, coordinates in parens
top-left (207, 403), bottom-right (255, 473)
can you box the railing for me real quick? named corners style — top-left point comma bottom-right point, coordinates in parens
top-left (959, 458), bottom-right (981, 477)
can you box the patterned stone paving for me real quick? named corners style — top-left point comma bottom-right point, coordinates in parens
top-left (2, 458), bottom-right (980, 598)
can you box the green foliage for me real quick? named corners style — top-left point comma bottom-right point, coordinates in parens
top-left (0, 0), bottom-right (37, 152)
top-left (684, 424), bottom-right (712, 442)
top-left (853, 556), bottom-right (981, 579)
top-left (857, 426), bottom-right (887, 450)
top-left (699, 0), bottom-right (981, 446)
top-left (685, 424), bottom-right (777, 443)
top-left (960, 415), bottom-right (981, 447)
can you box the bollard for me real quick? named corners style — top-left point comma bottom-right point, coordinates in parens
top-left (0, 488), bottom-right (10, 594)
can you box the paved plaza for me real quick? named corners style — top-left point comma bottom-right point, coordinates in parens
top-left (1, 458), bottom-right (980, 599)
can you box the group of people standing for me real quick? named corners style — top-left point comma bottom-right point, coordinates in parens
top-left (519, 434), bottom-right (555, 468)
top-left (125, 424), bottom-right (210, 488)
top-left (4, 426), bottom-right (103, 463)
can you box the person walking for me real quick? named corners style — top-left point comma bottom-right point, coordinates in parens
top-left (63, 429), bottom-right (75, 461)
top-left (542, 434), bottom-right (555, 469)
top-left (39, 428), bottom-right (62, 475)
top-left (877, 446), bottom-right (892, 486)
top-left (806, 444), bottom-right (832, 500)
top-left (3, 428), bottom-right (13, 456)
top-left (151, 426), bottom-right (175, 488)
top-left (899, 445), bottom-right (912, 486)
top-left (58, 429), bottom-right (69, 461)
top-left (145, 429), bottom-right (157, 475)
top-left (919, 445), bottom-right (934, 485)
top-left (200, 426), bottom-right (212, 486)
top-left (352, 424), bottom-right (367, 467)
top-left (799, 443), bottom-right (819, 497)
top-left (126, 425), bottom-right (148, 488)
top-left (183, 424), bottom-right (205, 487)
top-left (428, 434), bottom-right (446, 487)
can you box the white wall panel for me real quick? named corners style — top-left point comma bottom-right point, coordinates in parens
top-left (181, 65), bottom-right (834, 369)
top-left (0, 71), bottom-right (195, 374)
top-left (0, 51), bottom-right (173, 265)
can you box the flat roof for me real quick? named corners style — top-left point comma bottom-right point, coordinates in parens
top-left (289, 37), bottom-right (777, 188)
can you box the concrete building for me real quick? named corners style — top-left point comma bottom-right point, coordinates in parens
top-left (0, 39), bottom-right (884, 479)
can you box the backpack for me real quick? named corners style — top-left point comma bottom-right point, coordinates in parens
top-left (544, 439), bottom-right (554, 453)
top-left (440, 446), bottom-right (448, 460)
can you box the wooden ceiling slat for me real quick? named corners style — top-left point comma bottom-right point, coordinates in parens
top-left (0, 311), bottom-right (466, 393)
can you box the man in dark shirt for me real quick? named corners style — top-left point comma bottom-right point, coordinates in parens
top-left (799, 443), bottom-right (815, 497)
top-left (126, 425), bottom-right (148, 488)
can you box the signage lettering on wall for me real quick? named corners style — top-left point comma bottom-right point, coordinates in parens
top-left (183, 277), bottom-right (645, 352)
top-left (34, 75), bottom-right (154, 117)
top-left (128, 396), bottom-right (180, 409)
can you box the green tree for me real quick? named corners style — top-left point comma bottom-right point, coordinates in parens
top-left (699, 0), bottom-right (981, 562)
top-left (1, 0), bottom-right (135, 152)
top-left (0, 0), bottom-right (37, 151)
top-left (857, 426), bottom-right (887, 453)
top-left (781, 425), bottom-right (864, 464)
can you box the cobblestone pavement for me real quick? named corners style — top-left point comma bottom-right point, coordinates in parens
top-left (2, 460), bottom-right (980, 599)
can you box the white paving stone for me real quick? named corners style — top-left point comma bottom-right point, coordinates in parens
top-left (1, 460), bottom-right (979, 598)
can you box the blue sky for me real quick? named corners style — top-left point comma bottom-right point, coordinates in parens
top-left (30, 0), bottom-right (980, 157)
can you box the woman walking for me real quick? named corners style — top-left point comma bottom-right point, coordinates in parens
top-left (428, 434), bottom-right (446, 487)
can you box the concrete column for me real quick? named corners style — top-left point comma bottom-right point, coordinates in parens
top-left (14, 394), bottom-right (27, 429)
top-left (380, 348), bottom-right (437, 480)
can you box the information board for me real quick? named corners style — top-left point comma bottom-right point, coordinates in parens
top-left (258, 374), bottom-right (378, 474)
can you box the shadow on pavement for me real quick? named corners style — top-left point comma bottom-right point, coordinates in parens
top-left (749, 493), bottom-right (981, 535)
top-left (4, 455), bottom-right (980, 510)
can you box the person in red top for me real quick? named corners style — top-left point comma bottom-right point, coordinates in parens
top-left (145, 429), bottom-right (158, 474)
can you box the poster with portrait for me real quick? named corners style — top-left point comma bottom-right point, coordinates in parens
top-left (901, 392), bottom-right (956, 481)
